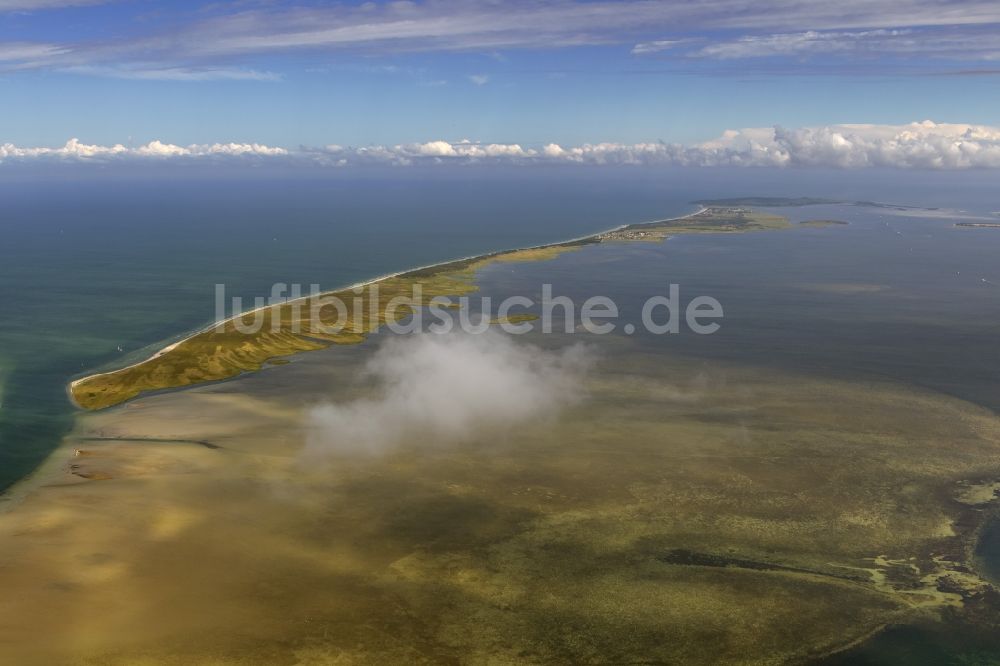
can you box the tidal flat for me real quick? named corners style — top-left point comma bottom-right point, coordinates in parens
top-left (3, 201), bottom-right (1000, 664)
top-left (4, 336), bottom-right (1000, 664)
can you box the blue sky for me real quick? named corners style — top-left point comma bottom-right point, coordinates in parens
top-left (2, 0), bottom-right (1000, 169)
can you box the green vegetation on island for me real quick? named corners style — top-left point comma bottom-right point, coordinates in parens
top-left (599, 206), bottom-right (790, 241)
top-left (69, 244), bottom-right (584, 410)
top-left (69, 205), bottom-right (826, 411)
top-left (693, 196), bottom-right (841, 207)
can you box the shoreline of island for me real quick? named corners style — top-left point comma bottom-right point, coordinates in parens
top-left (956, 222), bottom-right (1000, 229)
top-left (67, 206), bottom-right (710, 404)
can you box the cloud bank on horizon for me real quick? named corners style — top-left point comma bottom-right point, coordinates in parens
top-left (5, 121), bottom-right (1000, 169)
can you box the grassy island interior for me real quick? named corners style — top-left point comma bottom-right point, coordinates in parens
top-left (70, 207), bottom-right (806, 411)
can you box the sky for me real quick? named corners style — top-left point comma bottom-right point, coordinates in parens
top-left (2, 0), bottom-right (1000, 169)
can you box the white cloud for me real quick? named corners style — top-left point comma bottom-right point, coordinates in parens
top-left (769, 121), bottom-right (1000, 168)
top-left (302, 330), bottom-right (592, 459)
top-left (60, 65), bottom-right (282, 81)
top-left (0, 138), bottom-right (287, 162)
top-left (199, 142), bottom-right (289, 157)
top-left (630, 39), bottom-right (692, 55)
top-left (0, 0), bottom-right (109, 11)
top-left (4, 2), bottom-right (1000, 78)
top-left (134, 140), bottom-right (189, 157)
top-left (410, 140), bottom-right (458, 157)
top-left (693, 29), bottom-right (904, 59)
top-left (170, 1), bottom-right (1000, 59)
top-left (686, 27), bottom-right (1000, 61)
top-left (5, 121), bottom-right (1000, 169)
top-left (0, 42), bottom-right (67, 63)
top-left (542, 143), bottom-right (566, 158)
top-left (468, 73), bottom-right (489, 85)
top-left (0, 137), bottom-right (128, 159)
top-left (389, 140), bottom-right (535, 161)
top-left (681, 120), bottom-right (1000, 168)
top-left (530, 121), bottom-right (1000, 168)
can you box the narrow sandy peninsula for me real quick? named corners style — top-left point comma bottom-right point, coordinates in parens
top-left (69, 206), bottom-right (790, 411)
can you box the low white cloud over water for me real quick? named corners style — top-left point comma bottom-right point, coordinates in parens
top-left (5, 121), bottom-right (1000, 169)
top-left (302, 331), bottom-right (592, 459)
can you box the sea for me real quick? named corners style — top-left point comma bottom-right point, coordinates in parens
top-left (0, 164), bottom-right (998, 662)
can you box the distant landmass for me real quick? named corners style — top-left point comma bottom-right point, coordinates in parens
top-left (853, 200), bottom-right (940, 211)
top-left (694, 197), bottom-right (939, 212)
top-left (693, 197), bottom-right (839, 207)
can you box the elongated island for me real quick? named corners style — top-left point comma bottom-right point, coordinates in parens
top-left (70, 206), bottom-right (796, 410)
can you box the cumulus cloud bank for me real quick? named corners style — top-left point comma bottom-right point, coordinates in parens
top-left (4, 121), bottom-right (1000, 169)
top-left (0, 137), bottom-right (287, 161)
top-left (303, 331), bottom-right (592, 459)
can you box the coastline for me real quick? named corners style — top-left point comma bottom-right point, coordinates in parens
top-left (0, 435), bottom-right (78, 515)
top-left (4, 204), bottom-right (706, 506)
top-left (66, 206), bottom-right (707, 405)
